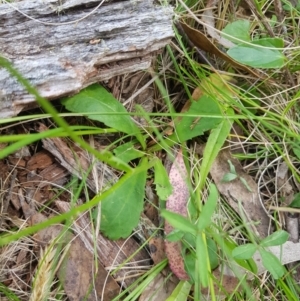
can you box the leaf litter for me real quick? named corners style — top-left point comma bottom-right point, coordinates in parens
top-left (0, 124), bottom-right (152, 300)
top-left (2, 79), bottom-right (300, 301)
top-left (2, 1), bottom-right (300, 297)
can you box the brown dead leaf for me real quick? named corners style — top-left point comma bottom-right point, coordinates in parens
top-left (149, 237), bottom-right (166, 265)
top-left (164, 150), bottom-right (190, 280)
top-left (180, 21), bottom-right (264, 79)
top-left (25, 163), bottom-right (68, 188)
top-left (31, 213), bottom-right (120, 301)
top-left (197, 147), bottom-right (270, 238)
top-left (18, 187), bottom-right (36, 219)
top-left (26, 150), bottom-right (54, 171)
top-left (58, 236), bottom-right (119, 301)
top-left (56, 201), bottom-right (151, 287)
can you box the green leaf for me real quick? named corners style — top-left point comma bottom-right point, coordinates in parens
top-left (198, 108), bottom-right (233, 190)
top-left (222, 172), bottom-right (238, 182)
top-left (100, 158), bottom-right (147, 239)
top-left (232, 243), bottom-right (257, 260)
top-left (184, 253), bottom-right (196, 283)
top-left (196, 234), bottom-right (209, 287)
top-left (259, 248), bottom-right (285, 279)
top-left (161, 210), bottom-right (197, 236)
top-left (207, 238), bottom-right (219, 270)
top-left (221, 20), bottom-right (251, 44)
top-left (165, 229), bottom-right (185, 242)
top-left (227, 45), bottom-right (285, 68)
top-left (113, 141), bottom-right (144, 163)
top-left (227, 159), bottom-right (237, 174)
top-left (251, 37), bottom-right (284, 48)
top-left (0, 283), bottom-right (20, 301)
top-left (283, 0), bottom-right (300, 10)
top-left (165, 281), bottom-right (192, 301)
top-left (197, 184), bottom-right (218, 231)
top-left (224, 239), bottom-right (257, 273)
top-left (240, 177), bottom-right (252, 192)
top-left (260, 230), bottom-right (289, 247)
top-left (170, 95), bottom-right (221, 143)
top-left (183, 232), bottom-right (197, 248)
top-left (154, 159), bottom-right (173, 200)
top-left (62, 84), bottom-right (145, 148)
top-left (290, 193), bottom-right (300, 208)
top-left (293, 147), bottom-right (300, 161)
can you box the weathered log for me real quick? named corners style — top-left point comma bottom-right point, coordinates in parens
top-left (0, 0), bottom-right (174, 118)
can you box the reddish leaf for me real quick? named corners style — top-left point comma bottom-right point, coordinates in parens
top-left (164, 150), bottom-right (190, 280)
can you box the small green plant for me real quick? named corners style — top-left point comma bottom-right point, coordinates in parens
top-left (221, 20), bottom-right (286, 68)
top-left (61, 83), bottom-right (225, 240)
top-left (222, 159), bottom-right (252, 192)
top-left (161, 183), bottom-right (219, 287)
top-left (232, 230), bottom-right (289, 279)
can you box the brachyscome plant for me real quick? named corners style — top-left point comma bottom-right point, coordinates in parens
top-left (221, 20), bottom-right (286, 68)
top-left (62, 83), bottom-right (225, 240)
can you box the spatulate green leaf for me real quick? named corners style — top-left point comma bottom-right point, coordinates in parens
top-left (197, 183), bottom-right (218, 231)
top-left (113, 141), bottom-right (144, 163)
top-left (62, 84), bottom-right (145, 147)
top-left (251, 37), bottom-right (284, 48)
top-left (154, 159), bottom-right (173, 200)
top-left (199, 109), bottom-right (233, 190)
top-left (165, 229), bottom-right (185, 242)
top-left (161, 210), bottom-right (197, 236)
top-left (165, 281), bottom-right (192, 301)
top-left (290, 193), bottom-right (300, 208)
top-left (222, 172), bottom-right (238, 182)
top-left (232, 243), bottom-right (257, 260)
top-left (184, 253), bottom-right (196, 283)
top-left (260, 230), bottom-right (289, 247)
top-left (170, 95), bottom-right (221, 143)
top-left (227, 45), bottom-right (285, 68)
top-left (100, 158), bottom-right (147, 239)
top-left (221, 20), bottom-right (251, 44)
top-left (224, 239), bottom-right (258, 273)
top-left (259, 249), bottom-right (285, 279)
top-left (207, 237), bottom-right (219, 270)
top-left (228, 159), bottom-right (237, 174)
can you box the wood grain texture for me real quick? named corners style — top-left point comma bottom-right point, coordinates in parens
top-left (0, 0), bottom-right (174, 117)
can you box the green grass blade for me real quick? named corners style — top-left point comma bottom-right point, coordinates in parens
top-left (198, 109), bottom-right (233, 191)
top-left (0, 56), bottom-right (131, 172)
top-left (165, 281), bottom-right (192, 301)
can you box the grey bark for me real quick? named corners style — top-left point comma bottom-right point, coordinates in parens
top-left (0, 0), bottom-right (174, 118)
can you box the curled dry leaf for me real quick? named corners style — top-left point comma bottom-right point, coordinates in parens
top-left (180, 21), bottom-right (264, 80)
top-left (164, 150), bottom-right (190, 280)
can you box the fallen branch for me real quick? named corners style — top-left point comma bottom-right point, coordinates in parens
top-left (0, 0), bottom-right (174, 118)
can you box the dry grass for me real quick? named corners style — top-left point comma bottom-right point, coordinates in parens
top-left (30, 244), bottom-right (56, 301)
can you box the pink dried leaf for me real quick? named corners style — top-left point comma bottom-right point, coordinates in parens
top-left (164, 150), bottom-right (190, 280)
